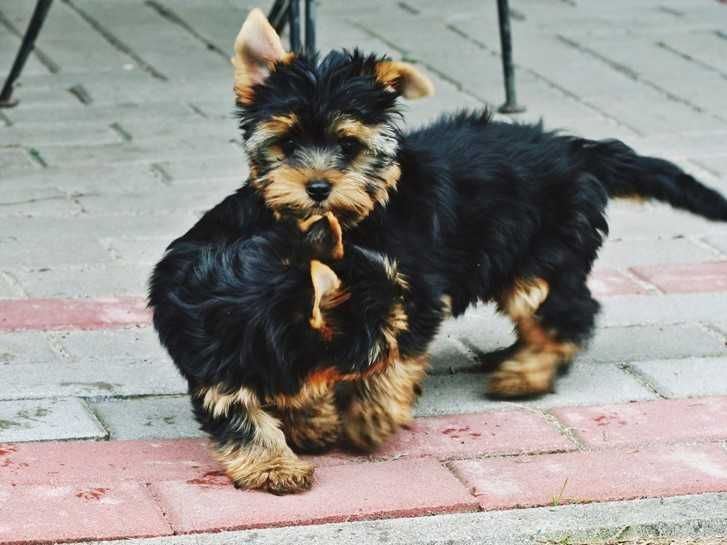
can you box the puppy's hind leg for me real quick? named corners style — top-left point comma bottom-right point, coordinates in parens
top-left (192, 385), bottom-right (314, 495)
top-left (341, 355), bottom-right (428, 452)
top-left (489, 275), bottom-right (599, 398)
top-left (275, 384), bottom-right (341, 454)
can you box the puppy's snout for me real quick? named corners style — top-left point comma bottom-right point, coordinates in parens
top-left (306, 179), bottom-right (332, 202)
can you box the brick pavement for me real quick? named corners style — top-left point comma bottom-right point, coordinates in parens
top-left (1, 0), bottom-right (727, 543)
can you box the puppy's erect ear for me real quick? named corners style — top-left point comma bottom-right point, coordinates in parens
top-left (375, 61), bottom-right (434, 99)
top-left (232, 8), bottom-right (288, 102)
top-left (309, 260), bottom-right (351, 337)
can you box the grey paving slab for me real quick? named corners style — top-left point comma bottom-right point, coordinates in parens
top-left (414, 362), bottom-right (656, 416)
top-left (35, 140), bottom-right (239, 169)
top-left (90, 395), bottom-right (203, 440)
top-left (101, 236), bottom-right (171, 265)
top-left (0, 124), bottom-right (121, 148)
top-left (0, 275), bottom-right (22, 298)
top-left (596, 237), bottom-right (720, 267)
top-left (0, 331), bottom-right (60, 366)
top-left (703, 234), bottom-right (727, 257)
top-left (600, 293), bottom-right (727, 327)
top-left (0, 148), bottom-right (40, 176)
top-left (606, 201), bottom-right (727, 239)
top-left (428, 336), bottom-right (479, 375)
top-left (0, 0), bottom-right (132, 75)
top-left (51, 328), bottom-right (168, 363)
top-left (0, 358), bottom-right (186, 400)
top-left (89, 490), bottom-right (727, 545)
top-left (581, 324), bottom-right (727, 364)
top-left (631, 356), bottom-right (727, 398)
top-left (10, 263), bottom-right (152, 298)
top-left (0, 235), bottom-right (110, 268)
top-left (0, 397), bottom-right (107, 442)
top-left (1, 163), bottom-right (164, 194)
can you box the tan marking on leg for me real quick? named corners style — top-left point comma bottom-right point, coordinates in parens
top-left (272, 384), bottom-right (341, 453)
top-left (197, 385), bottom-right (314, 494)
top-left (491, 278), bottom-right (579, 397)
top-left (342, 355), bottom-right (428, 452)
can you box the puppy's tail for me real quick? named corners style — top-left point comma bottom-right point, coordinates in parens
top-left (579, 138), bottom-right (727, 221)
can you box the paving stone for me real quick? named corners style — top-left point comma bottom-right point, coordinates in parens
top-left (0, 148), bottom-right (39, 176)
top-left (631, 357), bottom-right (727, 398)
top-left (0, 438), bottom-right (215, 486)
top-left (52, 328), bottom-right (167, 362)
top-left (0, 331), bottom-right (60, 365)
top-left (0, 186), bottom-right (81, 218)
top-left (580, 323), bottom-right (727, 363)
top-left (152, 458), bottom-right (478, 533)
top-left (0, 235), bottom-right (110, 268)
top-left (451, 444), bottom-right (727, 510)
top-left (0, 357), bottom-right (185, 400)
top-left (0, 481), bottom-right (172, 544)
top-left (86, 492), bottom-right (727, 545)
top-left (632, 262), bottom-right (727, 293)
top-left (600, 292), bottom-right (727, 327)
top-left (91, 396), bottom-right (203, 440)
top-left (375, 410), bottom-right (573, 461)
top-left (596, 237), bottom-right (720, 267)
top-left (0, 124), bottom-right (121, 147)
top-left (0, 163), bottom-right (164, 193)
top-left (0, 398), bottom-right (106, 442)
top-left (0, 297), bottom-right (150, 332)
top-left (429, 336), bottom-right (479, 375)
top-left (704, 234), bottom-right (727, 257)
top-left (0, 275), bottom-right (22, 298)
top-left (551, 396), bottom-right (727, 448)
top-left (415, 363), bottom-right (656, 417)
top-left (102, 236), bottom-right (173, 265)
top-left (589, 268), bottom-right (650, 296)
top-left (11, 263), bottom-right (152, 298)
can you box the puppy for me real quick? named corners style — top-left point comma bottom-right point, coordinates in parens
top-left (151, 8), bottom-right (727, 493)
top-left (149, 213), bottom-right (414, 494)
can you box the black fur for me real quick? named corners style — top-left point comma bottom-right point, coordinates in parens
top-left (149, 47), bottom-right (727, 458)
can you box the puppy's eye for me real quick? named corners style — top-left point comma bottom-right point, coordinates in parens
top-left (279, 138), bottom-right (297, 157)
top-left (339, 137), bottom-right (362, 159)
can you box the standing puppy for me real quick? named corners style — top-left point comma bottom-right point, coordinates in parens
top-left (151, 9), bottom-right (727, 493)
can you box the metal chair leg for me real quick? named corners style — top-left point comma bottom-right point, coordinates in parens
top-left (496, 0), bottom-right (525, 114)
top-left (268, 0), bottom-right (315, 55)
top-left (268, 0), bottom-right (290, 34)
top-left (304, 0), bottom-right (316, 57)
top-left (0, 0), bottom-right (54, 108)
top-left (288, 0), bottom-right (302, 53)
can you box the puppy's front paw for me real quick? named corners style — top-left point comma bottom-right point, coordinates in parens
top-left (236, 455), bottom-right (315, 495)
top-left (342, 399), bottom-right (412, 452)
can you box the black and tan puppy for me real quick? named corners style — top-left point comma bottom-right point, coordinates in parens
top-left (150, 9), bottom-right (727, 493)
top-left (149, 211), bottom-right (414, 494)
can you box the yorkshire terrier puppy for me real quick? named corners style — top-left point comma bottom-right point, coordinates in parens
top-left (151, 8), bottom-right (727, 494)
top-left (149, 213), bottom-right (414, 494)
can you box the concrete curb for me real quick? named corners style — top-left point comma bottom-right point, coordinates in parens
top-left (81, 493), bottom-right (727, 545)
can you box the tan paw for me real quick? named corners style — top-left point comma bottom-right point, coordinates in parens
top-left (342, 400), bottom-right (412, 452)
top-left (241, 456), bottom-right (315, 495)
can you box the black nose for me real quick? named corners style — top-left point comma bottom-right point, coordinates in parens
top-left (306, 180), bottom-right (332, 202)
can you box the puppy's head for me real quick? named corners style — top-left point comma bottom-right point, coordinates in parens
top-left (232, 9), bottom-right (433, 228)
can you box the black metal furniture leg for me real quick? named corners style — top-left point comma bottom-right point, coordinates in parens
top-left (288, 0), bottom-right (302, 53)
top-left (496, 0), bottom-right (525, 114)
top-left (0, 0), bottom-right (54, 108)
top-left (268, 0), bottom-right (290, 34)
top-left (304, 0), bottom-right (316, 57)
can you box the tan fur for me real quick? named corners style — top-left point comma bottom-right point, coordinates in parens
top-left (342, 355), bottom-right (428, 452)
top-left (197, 385), bottom-right (313, 494)
top-left (374, 61), bottom-right (435, 99)
top-left (232, 9), bottom-right (288, 104)
top-left (310, 260), bottom-right (343, 332)
top-left (492, 277), bottom-right (579, 397)
top-left (272, 385), bottom-right (341, 453)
